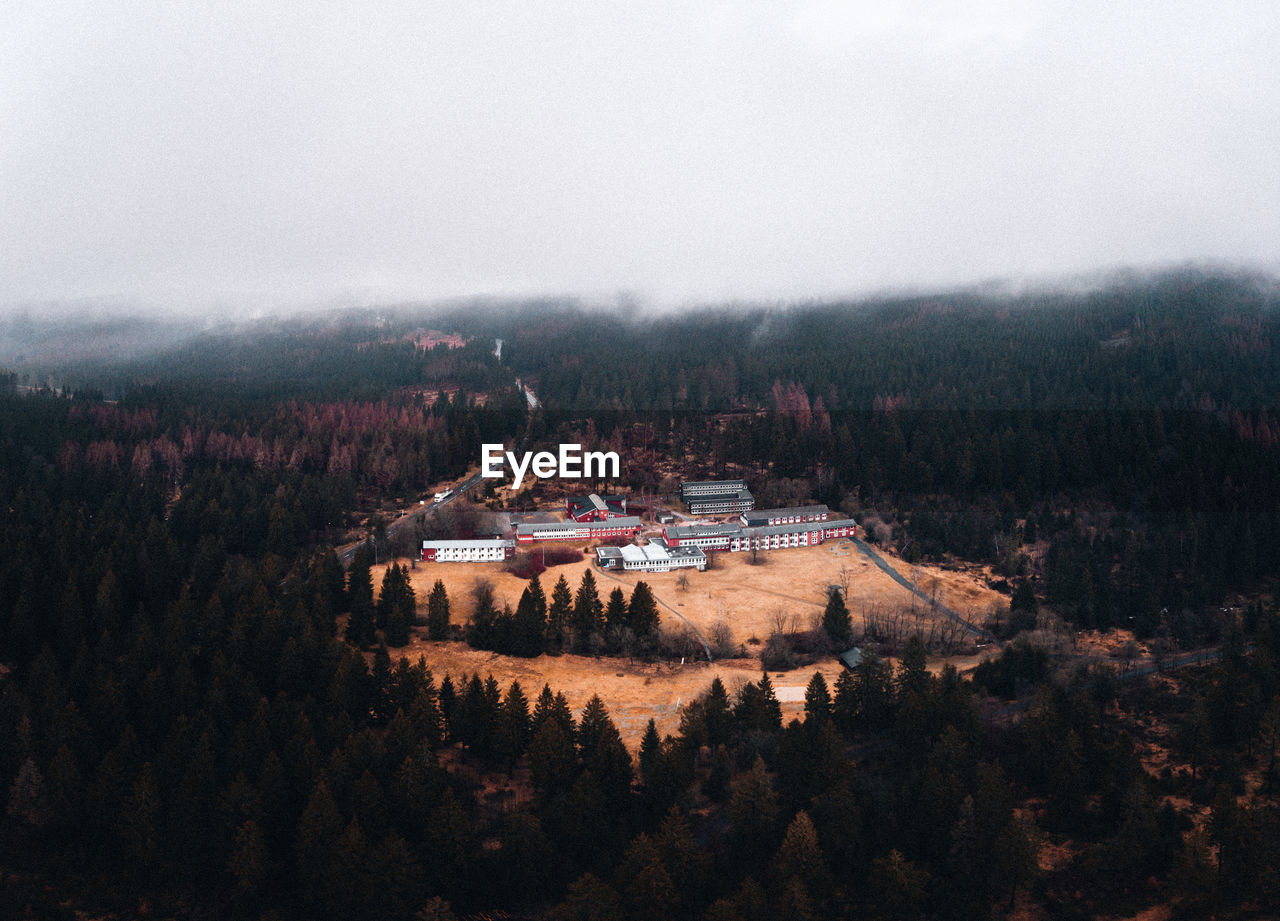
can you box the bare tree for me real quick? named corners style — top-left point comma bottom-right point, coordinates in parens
top-left (709, 620), bottom-right (734, 658)
top-left (769, 606), bottom-right (796, 637)
top-left (676, 572), bottom-right (690, 592)
top-left (839, 563), bottom-right (853, 597)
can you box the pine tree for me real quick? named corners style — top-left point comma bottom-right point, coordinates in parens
top-left (528, 718), bottom-right (579, 803)
top-left (573, 570), bottom-right (604, 653)
top-left (426, 788), bottom-right (475, 903)
top-left (619, 837), bottom-right (677, 921)
top-left (868, 849), bottom-right (930, 921)
top-left (122, 761), bottom-right (162, 871)
top-left (6, 757), bottom-right (51, 830)
top-left (639, 719), bottom-right (662, 787)
top-left (604, 587), bottom-right (629, 650)
top-left (728, 757), bottom-right (781, 867)
top-left (547, 575), bottom-right (574, 651)
top-left (821, 589), bottom-right (852, 645)
top-left (345, 553), bottom-right (376, 648)
top-left (803, 671), bottom-right (832, 725)
top-left (497, 681), bottom-right (532, 771)
top-left (628, 581), bottom-right (660, 638)
top-left (228, 818), bottom-right (268, 901)
top-left (577, 696), bottom-right (634, 800)
top-left (426, 579), bottom-right (451, 640)
top-left (771, 810), bottom-right (830, 900)
top-left (704, 676), bottom-right (733, 747)
top-left (467, 582), bottom-right (499, 650)
top-left (514, 582), bottom-right (548, 657)
top-left (896, 634), bottom-right (929, 698)
top-left (549, 873), bottom-right (623, 921)
top-left (376, 563), bottom-right (411, 631)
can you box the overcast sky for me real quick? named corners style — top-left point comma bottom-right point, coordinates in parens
top-left (2, 1), bottom-right (1278, 313)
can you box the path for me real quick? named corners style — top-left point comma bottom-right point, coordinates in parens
top-left (983, 644), bottom-right (1229, 723)
top-left (595, 567), bottom-right (713, 662)
top-left (848, 535), bottom-right (996, 642)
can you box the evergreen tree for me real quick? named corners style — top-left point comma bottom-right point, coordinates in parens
top-left (532, 683), bottom-right (577, 737)
top-left (728, 757), bottom-right (781, 868)
top-left (573, 570), bottom-right (604, 654)
top-left (345, 551), bottom-right (376, 648)
top-left (296, 777), bottom-right (343, 906)
top-left (867, 849), bottom-right (930, 921)
top-left (496, 681), bottom-right (532, 771)
top-left (820, 589), bottom-right (852, 645)
top-left (803, 671), bottom-right (832, 725)
top-left (896, 634), bottom-right (930, 698)
top-left (577, 695), bottom-right (634, 801)
top-left (228, 818), bottom-right (268, 903)
top-left (638, 719), bottom-right (662, 787)
top-left (628, 581), bottom-right (660, 638)
top-left (547, 575), bottom-right (574, 651)
top-left (528, 718), bottom-right (579, 804)
top-left (549, 873), bottom-right (623, 921)
top-left (426, 579), bottom-right (451, 640)
top-left (770, 810), bottom-right (830, 901)
top-left (467, 582), bottom-right (499, 650)
top-left (513, 580), bottom-right (548, 658)
top-left (604, 587), bottom-right (629, 650)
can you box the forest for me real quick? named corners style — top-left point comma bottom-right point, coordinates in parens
top-left (3, 267), bottom-right (1280, 918)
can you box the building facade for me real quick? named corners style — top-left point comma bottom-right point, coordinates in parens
top-left (663, 518), bottom-right (856, 553)
top-left (740, 504), bottom-right (831, 528)
top-left (515, 516), bottom-right (644, 543)
top-left (680, 479), bottom-right (755, 515)
top-left (661, 522), bottom-right (741, 551)
top-left (422, 539), bottom-right (516, 562)
top-left (595, 539), bottom-right (707, 573)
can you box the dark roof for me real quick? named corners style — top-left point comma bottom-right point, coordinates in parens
top-left (741, 504), bottom-right (830, 523)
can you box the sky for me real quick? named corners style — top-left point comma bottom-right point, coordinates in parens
top-left (2, 1), bottom-right (1278, 313)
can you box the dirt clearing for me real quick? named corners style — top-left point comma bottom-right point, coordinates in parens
top-left (385, 541), bottom-right (1007, 746)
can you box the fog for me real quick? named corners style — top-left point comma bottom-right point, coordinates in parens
top-left (3, 1), bottom-right (1278, 314)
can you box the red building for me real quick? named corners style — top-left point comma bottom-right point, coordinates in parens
top-left (566, 493), bottom-right (628, 522)
top-left (516, 516), bottom-right (644, 543)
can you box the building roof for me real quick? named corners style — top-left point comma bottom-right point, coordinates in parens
top-left (666, 543), bottom-right (707, 560)
top-left (839, 647), bottom-right (864, 671)
top-left (745, 517), bottom-right (856, 539)
top-left (681, 479), bottom-right (748, 494)
top-left (688, 490), bottom-right (753, 500)
top-left (665, 523), bottom-right (742, 541)
top-left (566, 493), bottom-right (626, 516)
top-left (517, 516), bottom-right (643, 536)
top-left (742, 504), bottom-right (830, 523)
top-left (422, 539), bottom-right (514, 548)
top-left (597, 539), bottom-right (706, 567)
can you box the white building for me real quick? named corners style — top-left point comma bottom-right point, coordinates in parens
top-left (595, 539), bottom-right (707, 573)
top-left (422, 539), bottom-right (515, 562)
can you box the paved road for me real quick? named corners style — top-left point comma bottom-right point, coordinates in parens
top-left (983, 644), bottom-right (1229, 723)
top-left (336, 469), bottom-right (486, 566)
top-left (848, 535), bottom-right (996, 642)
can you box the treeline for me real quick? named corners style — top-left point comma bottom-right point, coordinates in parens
top-left (3, 385), bottom-right (526, 563)
top-left (7, 381), bottom-right (1280, 917)
top-left (464, 570), bottom-right (662, 659)
top-left (432, 269), bottom-right (1279, 413)
top-left (464, 271), bottom-right (1280, 635)
top-left (107, 318), bottom-right (512, 403)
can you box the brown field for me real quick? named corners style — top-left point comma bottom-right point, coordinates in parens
top-left (382, 542), bottom-right (1008, 747)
